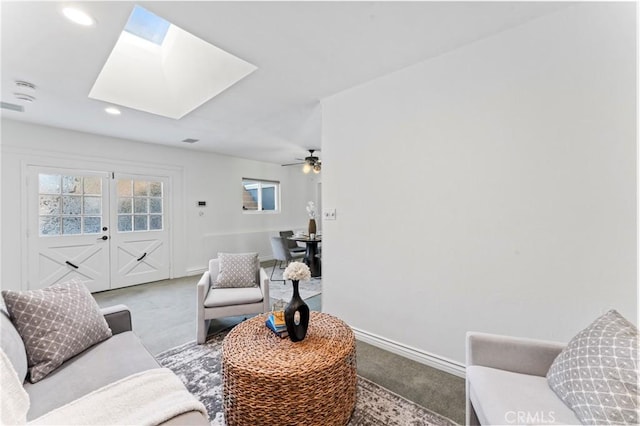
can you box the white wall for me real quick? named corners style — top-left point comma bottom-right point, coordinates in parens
top-left (321, 3), bottom-right (636, 371)
top-left (1, 119), bottom-right (318, 290)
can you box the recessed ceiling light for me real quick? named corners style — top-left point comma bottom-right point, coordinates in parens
top-left (105, 106), bottom-right (121, 115)
top-left (63, 7), bottom-right (95, 26)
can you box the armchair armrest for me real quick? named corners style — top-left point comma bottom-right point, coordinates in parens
top-left (197, 271), bottom-right (212, 307)
top-left (101, 304), bottom-right (132, 335)
top-left (466, 332), bottom-right (565, 377)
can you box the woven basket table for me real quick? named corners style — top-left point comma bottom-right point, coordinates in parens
top-left (222, 311), bottom-right (357, 426)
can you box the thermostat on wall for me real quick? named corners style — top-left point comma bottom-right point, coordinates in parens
top-left (197, 201), bottom-right (207, 207)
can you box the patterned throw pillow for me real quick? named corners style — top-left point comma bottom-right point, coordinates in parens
top-left (1, 279), bottom-right (112, 383)
top-left (214, 252), bottom-right (258, 288)
top-left (547, 310), bottom-right (638, 425)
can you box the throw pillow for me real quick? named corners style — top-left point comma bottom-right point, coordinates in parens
top-left (1, 279), bottom-right (112, 383)
top-left (547, 309), bottom-right (638, 425)
top-left (214, 252), bottom-right (258, 288)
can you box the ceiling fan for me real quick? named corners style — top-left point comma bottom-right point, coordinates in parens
top-left (282, 149), bottom-right (321, 174)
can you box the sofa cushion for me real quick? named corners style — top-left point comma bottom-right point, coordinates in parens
top-left (467, 365), bottom-right (580, 425)
top-left (1, 311), bottom-right (28, 383)
top-left (204, 287), bottom-right (263, 308)
top-left (2, 279), bottom-right (112, 383)
top-left (547, 309), bottom-right (638, 425)
top-left (214, 252), bottom-right (258, 288)
top-left (23, 331), bottom-right (159, 420)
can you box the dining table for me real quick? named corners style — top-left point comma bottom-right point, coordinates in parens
top-left (289, 236), bottom-right (321, 278)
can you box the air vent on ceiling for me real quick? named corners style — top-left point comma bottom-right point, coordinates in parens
top-left (182, 138), bottom-right (199, 144)
top-left (1, 102), bottom-right (24, 112)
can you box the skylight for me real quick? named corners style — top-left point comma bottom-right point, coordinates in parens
top-left (124, 6), bottom-right (170, 45)
top-left (89, 5), bottom-right (257, 119)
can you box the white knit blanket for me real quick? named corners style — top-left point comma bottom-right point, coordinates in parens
top-left (30, 368), bottom-right (207, 425)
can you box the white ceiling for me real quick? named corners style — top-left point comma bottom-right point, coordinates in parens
top-left (1, 1), bottom-right (570, 165)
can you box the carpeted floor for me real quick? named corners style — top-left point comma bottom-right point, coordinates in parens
top-left (157, 330), bottom-right (457, 426)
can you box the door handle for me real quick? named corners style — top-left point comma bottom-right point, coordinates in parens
top-left (98, 235), bottom-right (108, 241)
top-left (137, 252), bottom-right (147, 262)
top-left (65, 261), bottom-right (79, 269)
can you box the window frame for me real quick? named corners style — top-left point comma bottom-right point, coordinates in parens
top-left (242, 178), bottom-right (280, 214)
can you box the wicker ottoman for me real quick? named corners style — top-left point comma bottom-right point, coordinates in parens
top-left (222, 311), bottom-right (357, 426)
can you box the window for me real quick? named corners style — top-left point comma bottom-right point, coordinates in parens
top-left (117, 179), bottom-right (164, 232)
top-left (38, 174), bottom-right (102, 236)
top-left (242, 179), bottom-right (280, 212)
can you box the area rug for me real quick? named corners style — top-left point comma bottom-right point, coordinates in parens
top-left (157, 331), bottom-right (456, 426)
top-left (267, 265), bottom-right (322, 302)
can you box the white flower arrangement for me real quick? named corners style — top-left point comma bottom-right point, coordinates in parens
top-left (306, 201), bottom-right (316, 219)
top-left (283, 261), bottom-right (311, 281)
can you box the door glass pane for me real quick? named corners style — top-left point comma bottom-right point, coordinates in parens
top-left (149, 198), bottom-right (162, 213)
top-left (62, 217), bottom-right (81, 234)
top-left (116, 178), bottom-right (163, 233)
top-left (118, 198), bottom-right (132, 214)
top-left (150, 215), bottom-right (162, 230)
top-left (62, 195), bottom-right (82, 215)
top-left (83, 217), bottom-right (101, 234)
top-left (39, 174), bottom-right (61, 194)
top-left (39, 173), bottom-right (104, 237)
top-left (134, 198), bottom-right (148, 213)
top-left (39, 195), bottom-right (60, 215)
top-left (84, 197), bottom-right (101, 215)
top-left (134, 215), bottom-right (148, 231)
top-left (40, 217), bottom-right (60, 236)
top-left (149, 182), bottom-right (162, 197)
top-left (134, 181), bottom-right (148, 196)
top-left (117, 180), bottom-right (132, 197)
top-left (83, 177), bottom-right (102, 195)
top-left (118, 215), bottom-right (132, 232)
top-left (62, 176), bottom-right (82, 194)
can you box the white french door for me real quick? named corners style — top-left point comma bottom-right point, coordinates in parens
top-left (27, 167), bottom-right (170, 292)
top-left (109, 174), bottom-right (170, 289)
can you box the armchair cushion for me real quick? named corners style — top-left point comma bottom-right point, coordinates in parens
top-left (546, 309), bottom-right (638, 425)
top-left (2, 279), bottom-right (112, 383)
top-left (204, 287), bottom-right (263, 308)
top-left (214, 252), bottom-right (259, 288)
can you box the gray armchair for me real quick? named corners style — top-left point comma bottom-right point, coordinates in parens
top-left (196, 258), bottom-right (270, 344)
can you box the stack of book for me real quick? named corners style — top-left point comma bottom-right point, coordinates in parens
top-left (265, 311), bottom-right (288, 338)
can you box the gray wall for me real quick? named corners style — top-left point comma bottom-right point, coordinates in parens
top-left (321, 3), bottom-right (636, 368)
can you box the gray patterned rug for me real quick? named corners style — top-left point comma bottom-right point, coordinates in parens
top-left (157, 330), bottom-right (456, 426)
top-left (267, 266), bottom-right (322, 302)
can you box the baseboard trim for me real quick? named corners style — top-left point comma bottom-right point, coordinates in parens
top-left (186, 268), bottom-right (206, 277)
top-left (352, 327), bottom-right (466, 378)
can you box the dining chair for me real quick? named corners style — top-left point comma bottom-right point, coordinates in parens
top-left (279, 230), bottom-right (307, 254)
top-left (269, 236), bottom-right (304, 281)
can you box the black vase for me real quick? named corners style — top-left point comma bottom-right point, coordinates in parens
top-left (284, 280), bottom-right (310, 342)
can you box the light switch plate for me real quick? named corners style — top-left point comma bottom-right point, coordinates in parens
top-left (323, 208), bottom-right (336, 220)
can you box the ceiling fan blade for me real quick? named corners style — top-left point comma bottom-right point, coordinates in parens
top-left (281, 162), bottom-right (305, 167)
